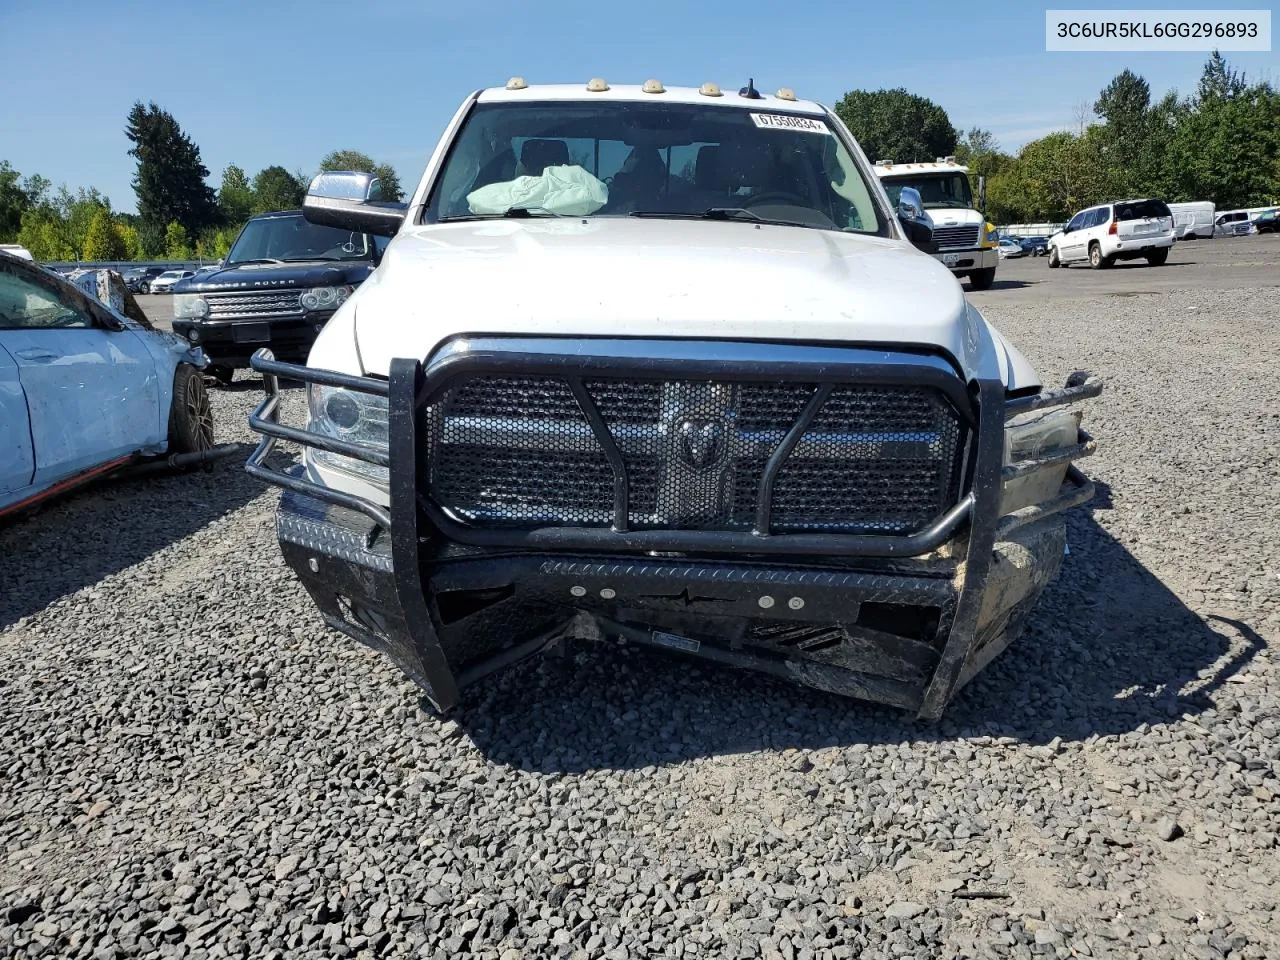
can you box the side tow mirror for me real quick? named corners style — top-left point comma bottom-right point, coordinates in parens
top-left (896, 187), bottom-right (935, 253)
top-left (303, 171), bottom-right (406, 238)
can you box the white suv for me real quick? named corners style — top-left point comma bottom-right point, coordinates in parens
top-left (1047, 199), bottom-right (1174, 269)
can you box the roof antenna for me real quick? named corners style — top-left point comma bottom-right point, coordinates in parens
top-left (739, 77), bottom-right (762, 100)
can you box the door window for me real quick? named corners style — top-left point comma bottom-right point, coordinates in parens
top-left (1066, 212), bottom-right (1086, 232)
top-left (0, 269), bottom-right (92, 329)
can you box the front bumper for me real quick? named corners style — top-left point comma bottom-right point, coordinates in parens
top-left (246, 347), bottom-right (1101, 720)
top-left (934, 247), bottom-right (999, 275)
top-left (173, 315), bottom-right (330, 367)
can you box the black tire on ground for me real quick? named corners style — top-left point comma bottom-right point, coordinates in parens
top-left (208, 365), bottom-right (235, 386)
top-left (968, 267), bottom-right (996, 291)
top-left (169, 364), bottom-right (215, 455)
top-left (1048, 247), bottom-right (1060, 268)
top-left (1089, 243), bottom-right (1112, 269)
top-left (1146, 248), bottom-right (1169, 266)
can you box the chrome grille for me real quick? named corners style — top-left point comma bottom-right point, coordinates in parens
top-left (425, 376), bottom-right (966, 535)
top-left (205, 290), bottom-right (302, 319)
top-left (930, 225), bottom-right (980, 248)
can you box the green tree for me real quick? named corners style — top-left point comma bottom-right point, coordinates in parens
top-left (251, 165), bottom-right (305, 213)
top-left (318, 149), bottom-right (404, 201)
top-left (833, 88), bottom-right (957, 163)
top-left (125, 101), bottom-right (218, 241)
top-left (1170, 81), bottom-right (1280, 208)
top-left (218, 163), bottom-right (254, 224)
top-left (114, 221), bottom-right (142, 260)
top-left (953, 128), bottom-right (1011, 211)
top-left (165, 220), bottom-right (192, 259)
top-left (1198, 49), bottom-right (1247, 102)
top-left (17, 210), bottom-right (75, 261)
top-left (82, 208), bottom-right (127, 261)
top-left (0, 161), bottom-right (30, 241)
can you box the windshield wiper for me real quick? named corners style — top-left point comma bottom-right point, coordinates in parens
top-left (440, 207), bottom-right (558, 222)
top-left (629, 208), bottom-right (764, 222)
top-left (226, 258), bottom-right (283, 266)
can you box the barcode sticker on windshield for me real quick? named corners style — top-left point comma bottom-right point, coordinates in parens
top-left (750, 113), bottom-right (830, 134)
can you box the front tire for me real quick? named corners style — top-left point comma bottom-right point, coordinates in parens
top-left (168, 364), bottom-right (215, 455)
top-left (1047, 247), bottom-right (1060, 268)
top-left (967, 267), bottom-right (996, 291)
top-left (1146, 248), bottom-right (1169, 266)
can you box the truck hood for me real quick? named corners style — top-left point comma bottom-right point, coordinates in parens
top-left (322, 218), bottom-right (1005, 382)
top-left (176, 260), bottom-right (373, 293)
top-left (924, 207), bottom-right (985, 227)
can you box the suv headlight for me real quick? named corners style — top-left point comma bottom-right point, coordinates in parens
top-left (308, 384), bottom-right (389, 487)
top-left (1001, 408), bottom-right (1081, 515)
top-left (300, 285), bottom-right (354, 311)
top-left (172, 294), bottom-right (209, 319)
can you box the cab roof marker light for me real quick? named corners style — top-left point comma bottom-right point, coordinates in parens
top-left (699, 82), bottom-right (723, 97)
top-left (505, 76), bottom-right (528, 90)
top-left (586, 77), bottom-right (609, 92)
top-left (642, 79), bottom-right (665, 94)
top-left (776, 87), bottom-right (797, 101)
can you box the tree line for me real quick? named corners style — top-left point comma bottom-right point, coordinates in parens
top-left (0, 101), bottom-right (403, 262)
top-left (837, 51), bottom-right (1277, 222)
top-left (3, 52), bottom-right (1275, 261)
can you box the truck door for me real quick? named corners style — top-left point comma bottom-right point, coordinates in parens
top-left (0, 339), bottom-right (35, 496)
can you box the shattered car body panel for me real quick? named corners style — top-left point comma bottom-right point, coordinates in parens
top-left (0, 255), bottom-right (219, 518)
top-left (244, 84), bottom-right (1102, 718)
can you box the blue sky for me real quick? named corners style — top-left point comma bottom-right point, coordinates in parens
top-left (3, 0), bottom-right (1275, 213)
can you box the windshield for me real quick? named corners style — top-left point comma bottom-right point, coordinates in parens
top-left (880, 173), bottom-right (974, 210)
top-left (226, 214), bottom-right (371, 264)
top-left (425, 101), bottom-right (886, 234)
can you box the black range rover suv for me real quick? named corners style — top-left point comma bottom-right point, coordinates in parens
top-left (170, 210), bottom-right (384, 383)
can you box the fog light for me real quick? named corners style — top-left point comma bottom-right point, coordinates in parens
top-left (186, 328), bottom-right (200, 343)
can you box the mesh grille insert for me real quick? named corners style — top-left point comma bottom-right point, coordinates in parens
top-left (424, 372), bottom-right (966, 534)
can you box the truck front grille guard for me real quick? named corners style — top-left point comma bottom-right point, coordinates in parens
top-left (246, 347), bottom-right (1102, 719)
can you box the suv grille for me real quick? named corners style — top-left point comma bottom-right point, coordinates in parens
top-left (205, 290), bottom-right (302, 319)
top-left (931, 225), bottom-right (980, 249)
top-left (424, 376), bottom-right (966, 535)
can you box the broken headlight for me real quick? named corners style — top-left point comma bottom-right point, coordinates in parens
top-left (307, 384), bottom-right (389, 488)
top-left (1001, 408), bottom-right (1081, 515)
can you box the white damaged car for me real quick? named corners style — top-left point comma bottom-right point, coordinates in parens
top-left (247, 79), bottom-right (1101, 720)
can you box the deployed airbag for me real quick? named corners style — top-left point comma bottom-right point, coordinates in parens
top-left (467, 165), bottom-right (608, 217)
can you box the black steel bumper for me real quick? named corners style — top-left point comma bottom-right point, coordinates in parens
top-left (246, 346), bottom-right (1101, 720)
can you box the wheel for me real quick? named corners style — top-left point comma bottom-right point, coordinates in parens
top-left (140, 283), bottom-right (150, 294)
top-left (207, 365), bottom-right (235, 387)
top-left (967, 267), bottom-right (996, 291)
top-left (1146, 248), bottom-right (1169, 266)
top-left (1047, 247), bottom-right (1060, 268)
top-left (1089, 243), bottom-right (1111, 269)
top-left (168, 364), bottom-right (215, 455)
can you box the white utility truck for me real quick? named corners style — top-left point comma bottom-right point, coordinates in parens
top-left (246, 78), bottom-right (1100, 720)
top-left (873, 159), bottom-right (999, 290)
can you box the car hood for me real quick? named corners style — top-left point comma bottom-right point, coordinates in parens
top-left (331, 218), bottom-right (1002, 382)
top-left (176, 260), bottom-right (373, 293)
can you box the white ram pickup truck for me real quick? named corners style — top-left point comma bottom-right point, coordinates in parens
top-left (247, 79), bottom-right (1100, 720)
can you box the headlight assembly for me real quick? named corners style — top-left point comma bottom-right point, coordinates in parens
top-left (980, 223), bottom-right (1000, 248)
top-left (1001, 408), bottom-right (1081, 515)
top-left (172, 294), bottom-right (209, 319)
top-left (307, 384), bottom-right (388, 487)
top-left (300, 285), bottom-right (354, 311)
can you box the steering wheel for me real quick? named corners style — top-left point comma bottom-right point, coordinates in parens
top-left (740, 191), bottom-right (808, 208)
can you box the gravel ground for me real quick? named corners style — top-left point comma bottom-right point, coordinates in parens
top-left (2, 262), bottom-right (1279, 959)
